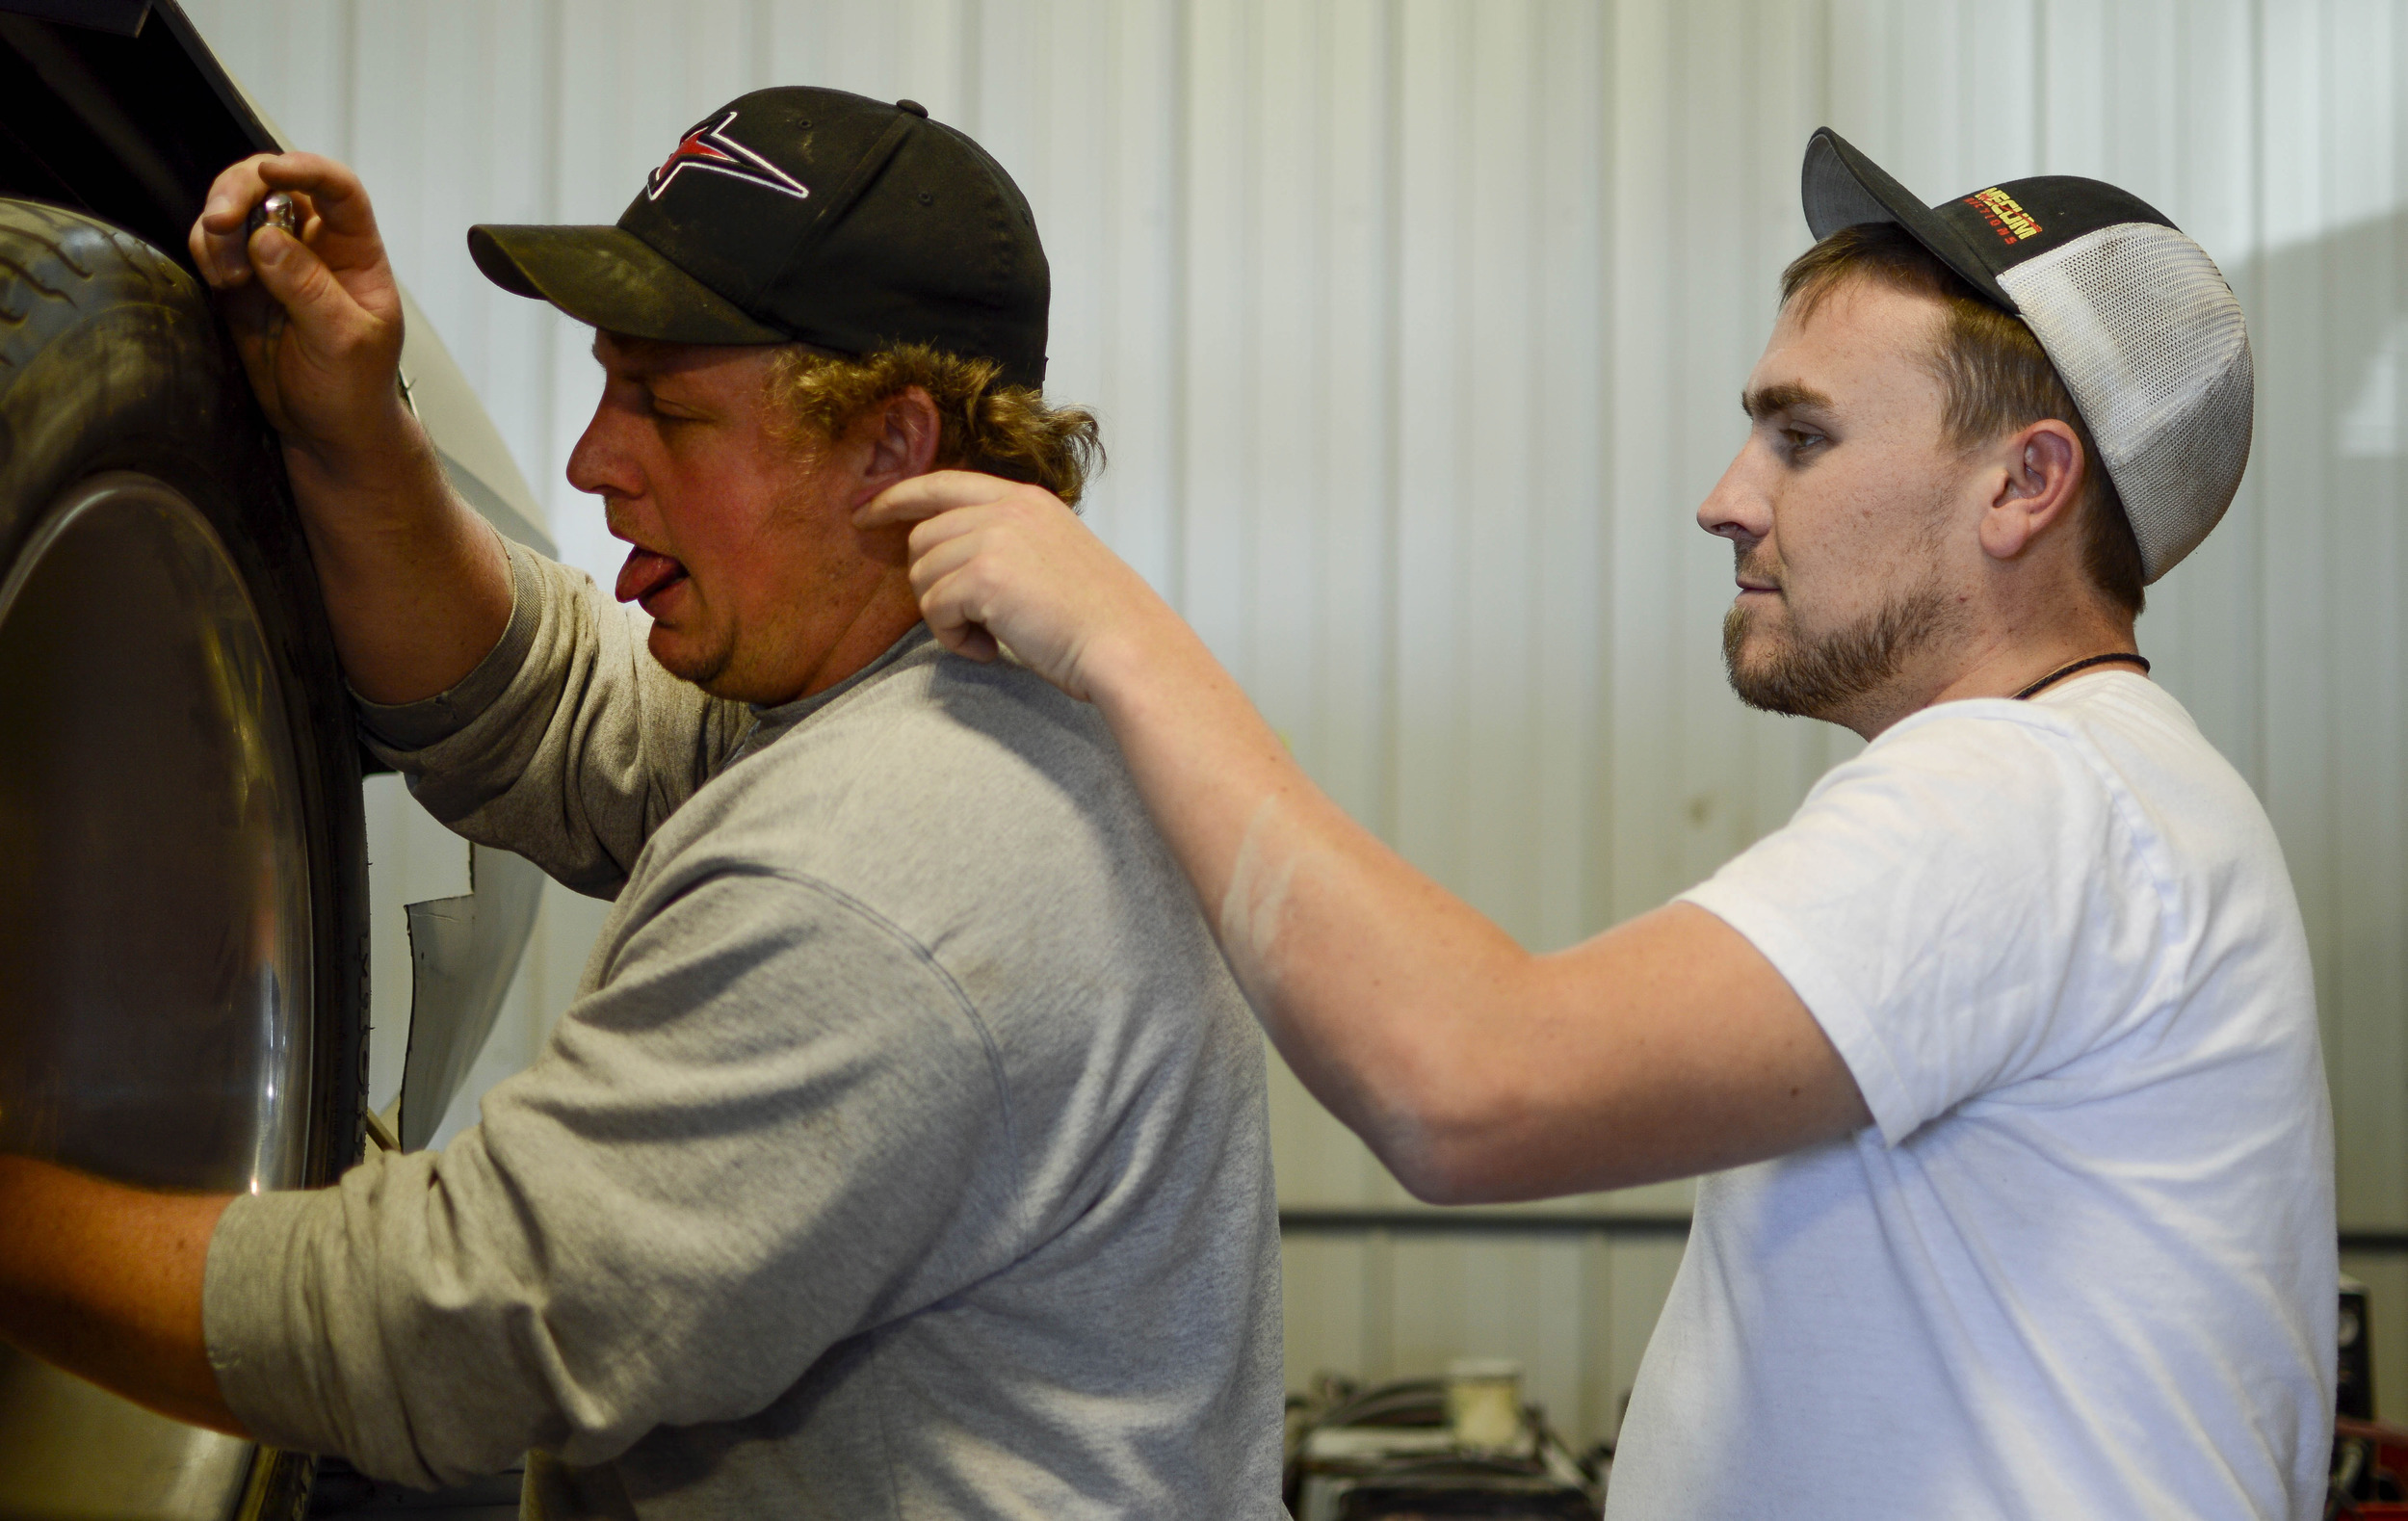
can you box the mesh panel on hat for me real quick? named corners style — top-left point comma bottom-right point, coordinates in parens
top-left (1995, 223), bottom-right (2253, 583)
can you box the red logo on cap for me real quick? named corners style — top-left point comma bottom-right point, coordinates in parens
top-left (645, 110), bottom-right (811, 202)
top-left (1964, 187), bottom-right (2041, 244)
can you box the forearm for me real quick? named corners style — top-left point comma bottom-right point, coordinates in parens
top-left (1086, 617), bottom-right (1535, 1193)
top-left (186, 153), bottom-right (510, 705)
top-left (1088, 642), bottom-right (1860, 1199)
top-left (877, 476), bottom-right (1869, 1199)
top-left (284, 396), bottom-right (512, 706)
top-left (0, 1157), bottom-right (243, 1434)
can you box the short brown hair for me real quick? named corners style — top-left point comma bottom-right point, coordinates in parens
top-left (1780, 223), bottom-right (2145, 615)
top-left (765, 342), bottom-right (1105, 507)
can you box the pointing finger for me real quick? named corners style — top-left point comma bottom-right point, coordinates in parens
top-left (856, 469), bottom-right (1019, 529)
top-left (197, 156), bottom-right (272, 234)
top-left (193, 156), bottom-right (274, 287)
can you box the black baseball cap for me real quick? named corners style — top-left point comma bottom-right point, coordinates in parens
top-left (1800, 128), bottom-right (2254, 583)
top-left (468, 87), bottom-right (1050, 388)
top-left (1801, 128), bottom-right (2180, 313)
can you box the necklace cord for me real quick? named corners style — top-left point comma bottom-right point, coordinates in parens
top-left (2013, 651), bottom-right (2151, 701)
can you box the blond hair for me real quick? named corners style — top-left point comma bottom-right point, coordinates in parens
top-left (765, 342), bottom-right (1104, 507)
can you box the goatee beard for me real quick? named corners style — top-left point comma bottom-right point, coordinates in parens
top-left (1722, 584), bottom-right (1950, 719)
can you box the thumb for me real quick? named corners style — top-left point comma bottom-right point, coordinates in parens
top-left (247, 226), bottom-right (351, 326)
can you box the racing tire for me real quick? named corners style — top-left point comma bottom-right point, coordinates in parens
top-left (0, 198), bottom-right (364, 1519)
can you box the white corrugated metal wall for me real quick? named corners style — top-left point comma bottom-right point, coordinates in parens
top-left (182, 0), bottom-right (2408, 1447)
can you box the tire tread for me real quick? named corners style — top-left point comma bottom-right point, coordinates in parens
top-left (0, 197), bottom-right (365, 1521)
top-left (0, 206), bottom-right (199, 378)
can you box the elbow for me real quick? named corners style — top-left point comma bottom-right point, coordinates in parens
top-left (1360, 1069), bottom-right (1532, 1207)
top-left (1389, 1151), bottom-right (1494, 1208)
top-left (1384, 1133), bottom-right (1528, 1207)
top-left (1289, 963), bottom-right (1564, 1206)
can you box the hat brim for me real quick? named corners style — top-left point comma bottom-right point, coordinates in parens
top-left (1800, 129), bottom-right (2017, 314)
top-left (467, 223), bottom-right (789, 345)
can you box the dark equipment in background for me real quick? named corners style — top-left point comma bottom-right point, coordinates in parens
top-left (2346, 1277), bottom-right (2377, 1424)
top-left (1285, 1375), bottom-right (1603, 1521)
top-left (2334, 1276), bottom-right (2408, 1518)
top-left (1295, 1273), bottom-right (2390, 1520)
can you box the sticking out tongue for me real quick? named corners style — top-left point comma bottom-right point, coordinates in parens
top-left (615, 545), bottom-right (688, 605)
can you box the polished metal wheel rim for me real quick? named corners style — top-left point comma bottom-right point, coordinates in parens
top-left (0, 472), bottom-right (315, 1519)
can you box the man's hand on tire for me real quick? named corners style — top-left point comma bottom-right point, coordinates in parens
top-left (189, 153), bottom-right (412, 475)
top-left (186, 151), bottom-right (510, 707)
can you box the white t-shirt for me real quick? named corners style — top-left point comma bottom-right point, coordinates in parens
top-left (1609, 672), bottom-right (2334, 1521)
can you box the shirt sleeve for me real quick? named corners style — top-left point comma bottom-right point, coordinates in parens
top-left (1677, 707), bottom-right (2173, 1147)
top-left (353, 540), bottom-right (755, 897)
top-left (201, 869), bottom-right (1023, 1487)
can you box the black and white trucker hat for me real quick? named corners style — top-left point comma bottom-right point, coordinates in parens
top-left (1801, 128), bottom-right (2253, 584)
top-left (468, 87), bottom-right (1050, 389)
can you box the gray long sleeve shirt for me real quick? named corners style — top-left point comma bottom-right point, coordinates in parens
top-left (202, 545), bottom-right (1287, 1519)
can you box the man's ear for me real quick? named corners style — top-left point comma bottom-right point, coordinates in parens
top-left (1976, 419), bottom-right (2085, 563)
top-left (858, 385), bottom-right (942, 495)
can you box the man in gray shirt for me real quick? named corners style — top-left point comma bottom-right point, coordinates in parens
top-left (0, 87), bottom-right (1284, 1518)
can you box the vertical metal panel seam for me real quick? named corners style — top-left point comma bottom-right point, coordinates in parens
top-left (2208, 0), bottom-right (2258, 794)
top-left (2395, 0), bottom-right (2408, 1225)
top-left (1098, 0), bottom-right (1122, 473)
top-left (1811, 2), bottom-right (1832, 233)
top-left (2316, 0), bottom-right (2336, 1099)
top-left (1239, 0), bottom-right (1261, 677)
top-left (2320, 0), bottom-right (2345, 1119)
top-left (1366, 1224), bottom-right (1396, 1382)
top-left (530, 0), bottom-right (564, 538)
top-left (2247, 0), bottom-right (2268, 790)
top-left (1522, 1), bottom-right (1545, 860)
top-left (1821, 0), bottom-right (1840, 151)
top-left (961, 0), bottom-right (983, 137)
top-left (1581, 1229), bottom-right (1611, 1441)
top-left (1378, 0), bottom-right (1405, 844)
top-left (2035, 0), bottom-right (2049, 168)
top-left (1663, 0), bottom-right (1690, 815)
top-left (1307, 0), bottom-right (1330, 764)
top-left (2378, 0), bottom-right (2408, 1226)
top-left (1165, 0), bottom-right (1191, 614)
top-left (2394, 0), bottom-right (2408, 1225)
top-left (1585, 0), bottom-right (1618, 930)
top-left (1448, 0), bottom-right (1475, 880)
top-left (336, 0), bottom-right (358, 165)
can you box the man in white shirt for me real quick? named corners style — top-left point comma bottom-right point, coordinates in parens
top-left (860, 129), bottom-right (2337, 1518)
